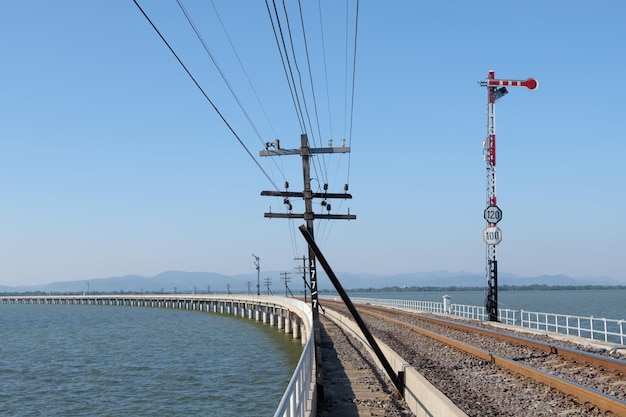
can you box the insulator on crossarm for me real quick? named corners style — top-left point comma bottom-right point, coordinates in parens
top-left (326, 204), bottom-right (331, 211)
top-left (323, 183), bottom-right (328, 191)
top-left (284, 181), bottom-right (289, 189)
top-left (344, 184), bottom-right (349, 192)
top-left (283, 198), bottom-right (290, 205)
top-left (321, 200), bottom-right (327, 207)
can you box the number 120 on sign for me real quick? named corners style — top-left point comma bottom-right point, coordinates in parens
top-left (484, 205), bottom-right (502, 224)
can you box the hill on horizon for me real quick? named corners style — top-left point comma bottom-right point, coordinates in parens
top-left (1, 270), bottom-right (623, 294)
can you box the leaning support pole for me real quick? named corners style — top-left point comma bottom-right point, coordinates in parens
top-left (298, 225), bottom-right (404, 397)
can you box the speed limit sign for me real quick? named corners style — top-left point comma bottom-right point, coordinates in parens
top-left (484, 205), bottom-right (502, 224)
top-left (483, 226), bottom-right (502, 245)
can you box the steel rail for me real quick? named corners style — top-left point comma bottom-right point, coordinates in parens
top-left (323, 300), bottom-right (626, 416)
top-left (363, 303), bottom-right (626, 375)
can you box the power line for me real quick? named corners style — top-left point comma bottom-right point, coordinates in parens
top-left (298, 0), bottom-right (329, 186)
top-left (180, 0), bottom-right (289, 185)
top-left (176, 0), bottom-right (263, 143)
top-left (266, 0), bottom-right (306, 133)
top-left (263, 1), bottom-right (360, 270)
top-left (346, 0), bottom-right (360, 186)
top-left (318, 0), bottom-right (334, 146)
top-left (136, 0), bottom-right (360, 276)
top-left (209, 0), bottom-right (281, 141)
top-left (132, 0), bottom-right (280, 191)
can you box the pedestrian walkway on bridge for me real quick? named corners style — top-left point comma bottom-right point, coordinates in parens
top-left (316, 315), bottom-right (415, 417)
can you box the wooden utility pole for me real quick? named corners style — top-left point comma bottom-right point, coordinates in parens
top-left (264, 277), bottom-right (273, 295)
top-left (252, 254), bottom-right (260, 296)
top-left (260, 133), bottom-right (356, 402)
top-left (294, 255), bottom-right (308, 302)
top-left (280, 271), bottom-right (293, 297)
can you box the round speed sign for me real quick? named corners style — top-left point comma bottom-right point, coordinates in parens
top-left (483, 205), bottom-right (502, 224)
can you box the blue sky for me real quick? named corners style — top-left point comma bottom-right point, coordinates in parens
top-left (1, 1), bottom-right (624, 286)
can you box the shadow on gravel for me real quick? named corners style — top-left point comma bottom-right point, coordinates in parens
top-left (317, 316), bottom-right (411, 417)
top-left (317, 317), bottom-right (360, 417)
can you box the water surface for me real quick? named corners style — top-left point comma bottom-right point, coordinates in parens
top-left (0, 304), bottom-right (302, 416)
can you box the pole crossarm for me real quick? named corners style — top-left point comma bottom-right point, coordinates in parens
top-left (264, 212), bottom-right (356, 220)
top-left (261, 190), bottom-right (353, 199)
top-left (260, 146), bottom-right (351, 157)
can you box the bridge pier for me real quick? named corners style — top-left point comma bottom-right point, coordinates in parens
top-left (285, 317), bottom-right (292, 334)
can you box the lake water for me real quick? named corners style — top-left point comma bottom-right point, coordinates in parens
top-left (0, 304), bottom-right (303, 416)
top-left (341, 289), bottom-right (626, 320)
top-left (2, 290), bottom-right (623, 415)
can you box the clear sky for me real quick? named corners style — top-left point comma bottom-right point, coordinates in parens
top-left (1, 1), bottom-right (624, 286)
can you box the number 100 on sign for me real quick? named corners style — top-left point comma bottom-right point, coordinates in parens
top-left (483, 226), bottom-right (502, 245)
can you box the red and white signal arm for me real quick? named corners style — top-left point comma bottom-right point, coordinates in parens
top-left (483, 226), bottom-right (502, 245)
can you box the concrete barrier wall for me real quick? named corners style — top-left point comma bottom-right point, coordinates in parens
top-left (323, 308), bottom-right (467, 417)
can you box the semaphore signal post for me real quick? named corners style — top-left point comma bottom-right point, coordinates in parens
top-left (260, 133), bottom-right (356, 400)
top-left (479, 70), bottom-right (537, 321)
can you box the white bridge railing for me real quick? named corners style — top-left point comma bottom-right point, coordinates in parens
top-left (348, 297), bottom-right (626, 345)
top-left (273, 332), bottom-right (314, 417)
top-left (272, 298), bottom-right (315, 417)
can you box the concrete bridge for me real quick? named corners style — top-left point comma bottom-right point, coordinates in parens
top-left (1, 294), bottom-right (311, 342)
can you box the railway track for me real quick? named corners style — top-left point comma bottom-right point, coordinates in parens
top-left (321, 299), bottom-right (626, 416)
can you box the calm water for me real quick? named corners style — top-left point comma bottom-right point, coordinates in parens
top-left (0, 304), bottom-right (302, 416)
top-left (343, 289), bottom-right (626, 320)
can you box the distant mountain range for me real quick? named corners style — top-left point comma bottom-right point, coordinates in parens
top-left (1, 270), bottom-right (624, 294)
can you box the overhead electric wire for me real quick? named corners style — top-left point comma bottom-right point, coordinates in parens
top-left (208, 0), bottom-right (281, 141)
top-left (280, 0), bottom-right (315, 143)
top-left (279, 0), bottom-right (324, 190)
top-left (266, 0), bottom-right (306, 133)
top-left (312, 0), bottom-right (360, 247)
top-left (203, 0), bottom-right (289, 184)
top-left (298, 0), bottom-right (329, 186)
top-left (175, 0), bottom-right (265, 144)
top-left (134, 0), bottom-right (360, 276)
top-left (318, 0), bottom-right (334, 142)
top-left (132, 0), bottom-right (280, 191)
top-left (284, 0), bottom-right (358, 270)
top-left (346, 0), bottom-right (360, 186)
top-left (269, 0), bottom-right (327, 200)
top-left (343, 0), bottom-right (350, 142)
top-left (281, 0), bottom-right (327, 191)
top-left (265, 0), bottom-right (320, 265)
top-left (322, 0), bottom-right (359, 246)
top-left (281, 0), bottom-right (361, 254)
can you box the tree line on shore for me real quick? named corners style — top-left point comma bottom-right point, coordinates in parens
top-left (3, 284), bottom-right (626, 297)
top-left (334, 284), bottom-right (626, 293)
